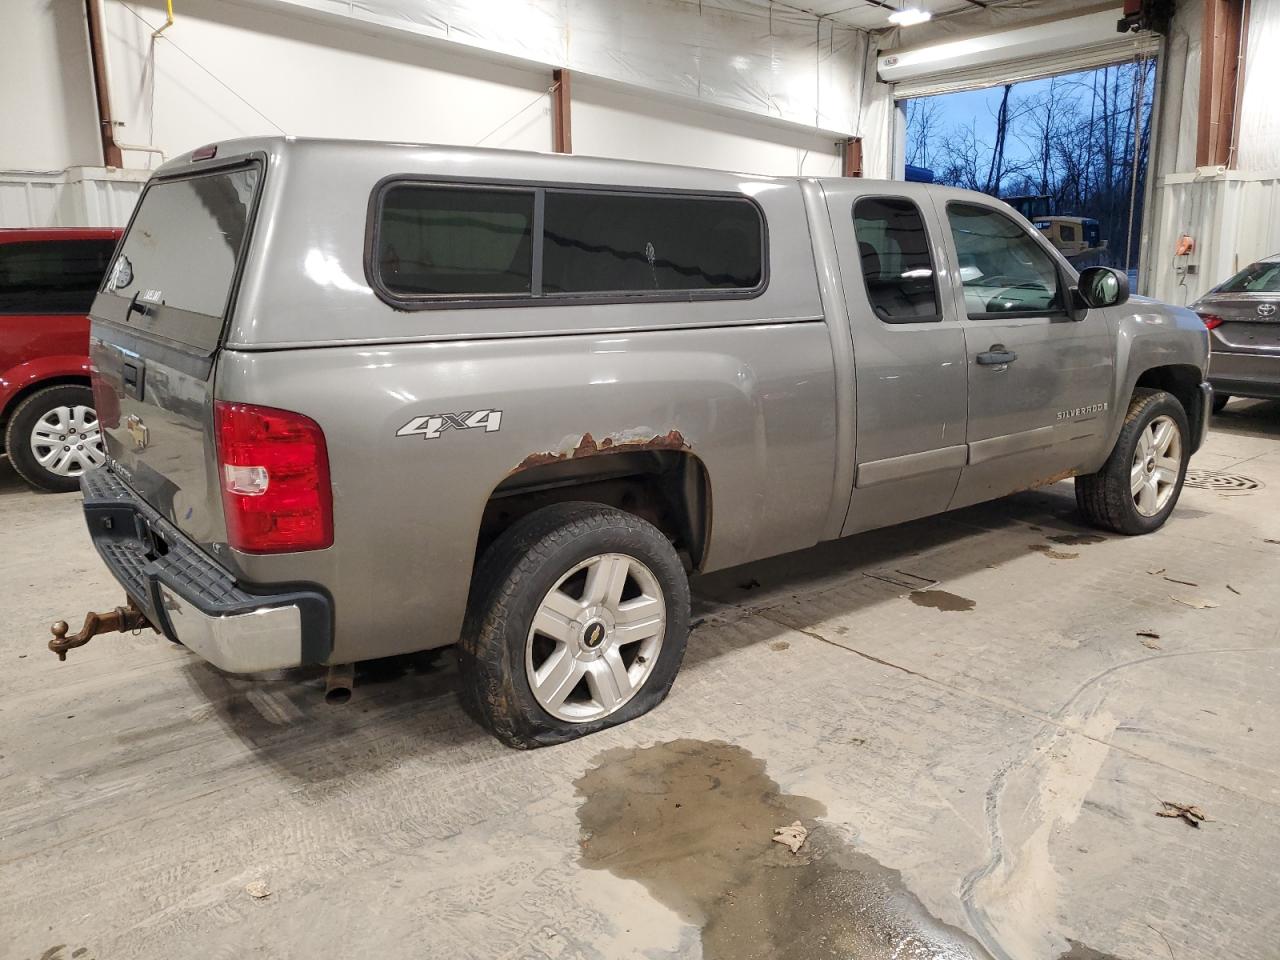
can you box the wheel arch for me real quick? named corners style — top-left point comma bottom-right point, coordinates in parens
top-left (1133, 364), bottom-right (1206, 445)
top-left (477, 449), bottom-right (712, 573)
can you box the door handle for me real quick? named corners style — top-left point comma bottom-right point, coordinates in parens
top-left (976, 345), bottom-right (1018, 366)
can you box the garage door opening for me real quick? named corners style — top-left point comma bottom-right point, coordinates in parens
top-left (901, 59), bottom-right (1156, 284)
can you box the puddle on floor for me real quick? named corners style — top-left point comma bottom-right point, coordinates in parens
top-left (575, 739), bottom-right (991, 960)
top-left (1048, 534), bottom-right (1106, 546)
top-left (909, 590), bottom-right (976, 612)
top-left (1029, 544), bottom-right (1080, 560)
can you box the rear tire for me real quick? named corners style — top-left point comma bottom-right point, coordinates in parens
top-left (1212, 392), bottom-right (1230, 413)
top-left (4, 384), bottom-right (103, 493)
top-left (458, 502), bottom-right (690, 749)
top-left (1075, 388), bottom-right (1190, 535)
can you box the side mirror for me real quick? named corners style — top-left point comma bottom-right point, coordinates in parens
top-left (1076, 266), bottom-right (1130, 310)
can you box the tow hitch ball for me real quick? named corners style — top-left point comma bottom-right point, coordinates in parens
top-left (49, 598), bottom-right (156, 661)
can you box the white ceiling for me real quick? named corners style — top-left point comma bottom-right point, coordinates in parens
top-left (737, 0), bottom-right (1006, 32)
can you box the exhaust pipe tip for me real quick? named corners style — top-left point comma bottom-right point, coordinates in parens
top-left (324, 663), bottom-right (355, 705)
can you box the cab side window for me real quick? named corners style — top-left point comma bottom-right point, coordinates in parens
top-left (852, 197), bottom-right (941, 323)
top-left (947, 202), bottom-right (1063, 317)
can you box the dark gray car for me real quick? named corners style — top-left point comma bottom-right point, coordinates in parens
top-left (1193, 254), bottom-right (1280, 410)
top-left (50, 137), bottom-right (1213, 748)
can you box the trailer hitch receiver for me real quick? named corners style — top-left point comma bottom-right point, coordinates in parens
top-left (49, 598), bottom-right (157, 661)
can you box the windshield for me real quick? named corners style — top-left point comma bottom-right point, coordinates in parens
top-left (105, 165), bottom-right (260, 328)
top-left (1214, 260), bottom-right (1280, 294)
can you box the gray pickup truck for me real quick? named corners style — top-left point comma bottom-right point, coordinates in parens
top-left (52, 137), bottom-right (1211, 748)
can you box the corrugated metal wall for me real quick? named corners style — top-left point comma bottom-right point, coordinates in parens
top-left (0, 168), bottom-right (147, 228)
top-left (1148, 171), bottom-right (1280, 306)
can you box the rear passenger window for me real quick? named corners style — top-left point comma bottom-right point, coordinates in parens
top-left (542, 192), bottom-right (762, 294)
top-left (852, 197), bottom-right (940, 323)
top-left (0, 239), bottom-right (116, 315)
top-left (377, 185), bottom-right (534, 297)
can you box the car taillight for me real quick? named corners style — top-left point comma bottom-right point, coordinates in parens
top-left (1198, 313), bottom-right (1225, 330)
top-left (215, 401), bottom-right (333, 553)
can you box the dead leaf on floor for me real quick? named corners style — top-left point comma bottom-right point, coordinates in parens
top-left (1264, 539), bottom-right (1280, 544)
top-left (1227, 584), bottom-right (1241, 596)
top-left (1136, 630), bottom-right (1162, 649)
top-left (245, 880), bottom-right (272, 899)
top-left (1170, 596), bottom-right (1218, 609)
top-left (1156, 800), bottom-right (1211, 828)
top-left (772, 821), bottom-right (808, 853)
top-left (1163, 576), bottom-right (1199, 587)
top-left (1148, 567), bottom-right (1167, 576)
top-left (1140, 637), bottom-right (1161, 650)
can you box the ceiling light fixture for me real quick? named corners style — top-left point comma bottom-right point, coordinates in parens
top-left (887, 7), bottom-right (932, 26)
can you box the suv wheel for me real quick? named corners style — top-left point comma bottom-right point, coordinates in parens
top-left (4, 385), bottom-right (105, 493)
top-left (1075, 388), bottom-right (1190, 535)
top-left (1212, 392), bottom-right (1230, 413)
top-left (459, 502), bottom-right (691, 748)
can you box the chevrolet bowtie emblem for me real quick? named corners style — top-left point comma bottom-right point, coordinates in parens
top-left (125, 414), bottom-right (149, 451)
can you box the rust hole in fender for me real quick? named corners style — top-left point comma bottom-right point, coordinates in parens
top-left (513, 429), bottom-right (689, 474)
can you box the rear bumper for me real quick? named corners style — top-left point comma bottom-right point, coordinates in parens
top-left (81, 464), bottom-right (332, 673)
top-left (1208, 350), bottom-right (1280, 399)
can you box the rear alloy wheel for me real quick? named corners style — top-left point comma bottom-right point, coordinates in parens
top-left (4, 385), bottom-right (105, 493)
top-left (1075, 388), bottom-right (1190, 535)
top-left (459, 502), bottom-right (690, 748)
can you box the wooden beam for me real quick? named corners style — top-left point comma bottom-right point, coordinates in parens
top-left (85, 0), bottom-right (123, 168)
top-left (1196, 0), bottom-right (1244, 168)
top-left (552, 68), bottom-right (572, 154)
top-left (840, 137), bottom-right (863, 177)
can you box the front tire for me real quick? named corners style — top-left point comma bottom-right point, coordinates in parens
top-left (1212, 392), bottom-right (1230, 414)
top-left (4, 384), bottom-right (104, 493)
top-left (1075, 388), bottom-right (1190, 535)
top-left (459, 502), bottom-right (691, 749)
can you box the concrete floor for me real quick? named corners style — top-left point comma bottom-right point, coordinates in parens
top-left (3, 402), bottom-right (1279, 960)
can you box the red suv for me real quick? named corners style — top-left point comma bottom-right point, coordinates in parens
top-left (1, 228), bottom-right (122, 492)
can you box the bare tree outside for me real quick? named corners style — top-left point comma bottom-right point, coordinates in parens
top-left (905, 60), bottom-right (1156, 273)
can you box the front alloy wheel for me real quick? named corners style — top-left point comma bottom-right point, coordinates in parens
top-left (1131, 415), bottom-right (1182, 517)
top-left (1076, 388), bottom-right (1190, 535)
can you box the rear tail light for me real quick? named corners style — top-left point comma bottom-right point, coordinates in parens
top-left (215, 401), bottom-right (333, 553)
top-left (1198, 313), bottom-right (1224, 330)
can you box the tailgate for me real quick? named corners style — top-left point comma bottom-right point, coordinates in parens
top-left (89, 160), bottom-right (262, 548)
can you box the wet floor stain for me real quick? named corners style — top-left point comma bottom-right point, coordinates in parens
top-left (909, 590), bottom-right (976, 612)
top-left (576, 739), bottom-right (991, 960)
top-left (1048, 533), bottom-right (1106, 546)
top-left (1029, 544), bottom-right (1080, 560)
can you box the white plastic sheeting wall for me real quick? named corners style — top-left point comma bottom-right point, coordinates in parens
top-left (243, 0), bottom-right (876, 135)
top-left (0, 0), bottom-right (102, 171)
top-left (1237, 0), bottom-right (1280, 173)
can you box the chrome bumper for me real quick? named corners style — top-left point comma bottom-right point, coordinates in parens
top-left (159, 587), bottom-right (305, 673)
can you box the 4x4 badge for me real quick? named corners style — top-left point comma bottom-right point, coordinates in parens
top-left (397, 409), bottom-right (502, 440)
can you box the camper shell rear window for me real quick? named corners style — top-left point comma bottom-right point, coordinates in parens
top-left (368, 179), bottom-right (766, 309)
top-left (103, 162), bottom-right (262, 350)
